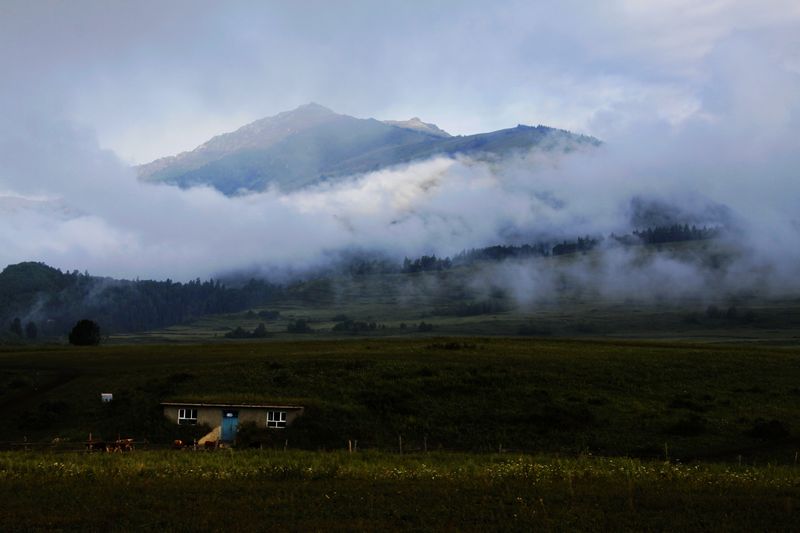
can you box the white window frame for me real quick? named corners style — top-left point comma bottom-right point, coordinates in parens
top-left (266, 410), bottom-right (287, 429)
top-left (178, 408), bottom-right (198, 425)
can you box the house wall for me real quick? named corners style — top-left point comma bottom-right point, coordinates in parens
top-left (235, 407), bottom-right (303, 427)
top-left (163, 405), bottom-right (303, 429)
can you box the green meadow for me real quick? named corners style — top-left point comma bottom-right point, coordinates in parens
top-left (3, 322), bottom-right (800, 529)
top-left (2, 337), bottom-right (799, 460)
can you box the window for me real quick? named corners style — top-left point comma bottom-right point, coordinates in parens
top-left (178, 408), bottom-right (198, 425)
top-left (267, 410), bottom-right (287, 428)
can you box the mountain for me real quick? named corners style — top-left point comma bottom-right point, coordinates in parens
top-left (382, 117), bottom-right (451, 138)
top-left (137, 103), bottom-right (599, 195)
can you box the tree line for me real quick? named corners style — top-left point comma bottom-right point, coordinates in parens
top-left (402, 224), bottom-right (721, 273)
top-left (0, 223), bottom-right (722, 338)
top-left (0, 262), bottom-right (282, 338)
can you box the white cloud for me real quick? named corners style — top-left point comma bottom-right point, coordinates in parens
top-left (0, 1), bottom-right (798, 299)
top-left (3, 1), bottom-right (797, 163)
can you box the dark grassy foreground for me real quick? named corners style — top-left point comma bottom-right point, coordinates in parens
top-left (1, 450), bottom-right (799, 532)
top-left (2, 338), bottom-right (800, 461)
top-left (2, 338), bottom-right (800, 530)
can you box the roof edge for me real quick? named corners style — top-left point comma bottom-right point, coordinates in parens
top-left (161, 402), bottom-right (304, 409)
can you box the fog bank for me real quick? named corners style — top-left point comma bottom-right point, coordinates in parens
top-left (0, 32), bottom-right (798, 302)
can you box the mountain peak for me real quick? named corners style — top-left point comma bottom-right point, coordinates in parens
top-left (383, 117), bottom-right (451, 138)
top-left (137, 104), bottom-right (597, 195)
top-left (247, 102), bottom-right (337, 127)
top-left (295, 102), bottom-right (334, 113)
top-left (279, 102), bottom-right (337, 119)
top-left (137, 103), bottom-right (342, 181)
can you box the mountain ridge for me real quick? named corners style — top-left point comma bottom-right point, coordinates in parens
top-left (383, 116), bottom-right (451, 138)
top-left (137, 104), bottom-right (599, 195)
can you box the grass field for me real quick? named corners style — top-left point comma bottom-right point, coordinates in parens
top-left (2, 337), bottom-right (799, 462)
top-left (107, 296), bottom-right (800, 345)
top-left (2, 335), bottom-right (800, 530)
top-left (2, 450), bottom-right (799, 531)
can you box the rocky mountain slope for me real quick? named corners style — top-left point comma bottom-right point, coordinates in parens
top-left (137, 103), bottom-right (599, 195)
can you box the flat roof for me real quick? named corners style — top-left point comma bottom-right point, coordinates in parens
top-left (161, 402), bottom-right (304, 409)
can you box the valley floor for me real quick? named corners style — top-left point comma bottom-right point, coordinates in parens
top-left (2, 329), bottom-right (799, 530)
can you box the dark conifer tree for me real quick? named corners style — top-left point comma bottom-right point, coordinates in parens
top-left (25, 321), bottom-right (37, 340)
top-left (9, 317), bottom-right (22, 337)
top-left (68, 319), bottom-right (101, 346)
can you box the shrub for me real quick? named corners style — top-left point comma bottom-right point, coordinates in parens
top-left (332, 320), bottom-right (378, 333)
top-left (425, 342), bottom-right (477, 350)
top-left (287, 319), bottom-right (312, 333)
top-left (235, 422), bottom-right (282, 449)
top-left (68, 319), bottom-right (101, 346)
top-left (224, 326), bottom-right (250, 339)
top-left (252, 323), bottom-right (269, 338)
top-left (225, 323), bottom-right (270, 339)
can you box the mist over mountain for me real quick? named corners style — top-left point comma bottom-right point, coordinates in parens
top-left (137, 103), bottom-right (598, 195)
top-left (1, 5), bottom-right (798, 299)
top-left (0, 224), bottom-right (726, 339)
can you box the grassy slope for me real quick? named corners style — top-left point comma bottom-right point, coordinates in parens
top-left (104, 240), bottom-right (800, 345)
top-left (128, 293), bottom-right (800, 344)
top-left (1, 338), bottom-right (799, 462)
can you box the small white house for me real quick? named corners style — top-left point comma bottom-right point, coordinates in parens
top-left (162, 402), bottom-right (304, 442)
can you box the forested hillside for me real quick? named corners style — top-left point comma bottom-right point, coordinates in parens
top-left (0, 263), bottom-right (281, 339)
top-left (1, 224), bottom-right (723, 340)
top-left (402, 224), bottom-right (721, 273)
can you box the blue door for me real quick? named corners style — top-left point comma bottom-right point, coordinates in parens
top-left (221, 410), bottom-right (239, 441)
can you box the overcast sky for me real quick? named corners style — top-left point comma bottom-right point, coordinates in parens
top-left (1, 1), bottom-right (799, 282)
top-left (2, 0), bottom-right (797, 164)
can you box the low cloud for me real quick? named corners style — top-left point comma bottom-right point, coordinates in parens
top-left (0, 31), bottom-right (797, 310)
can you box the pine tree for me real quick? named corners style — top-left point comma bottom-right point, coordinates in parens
top-left (9, 317), bottom-right (22, 337)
